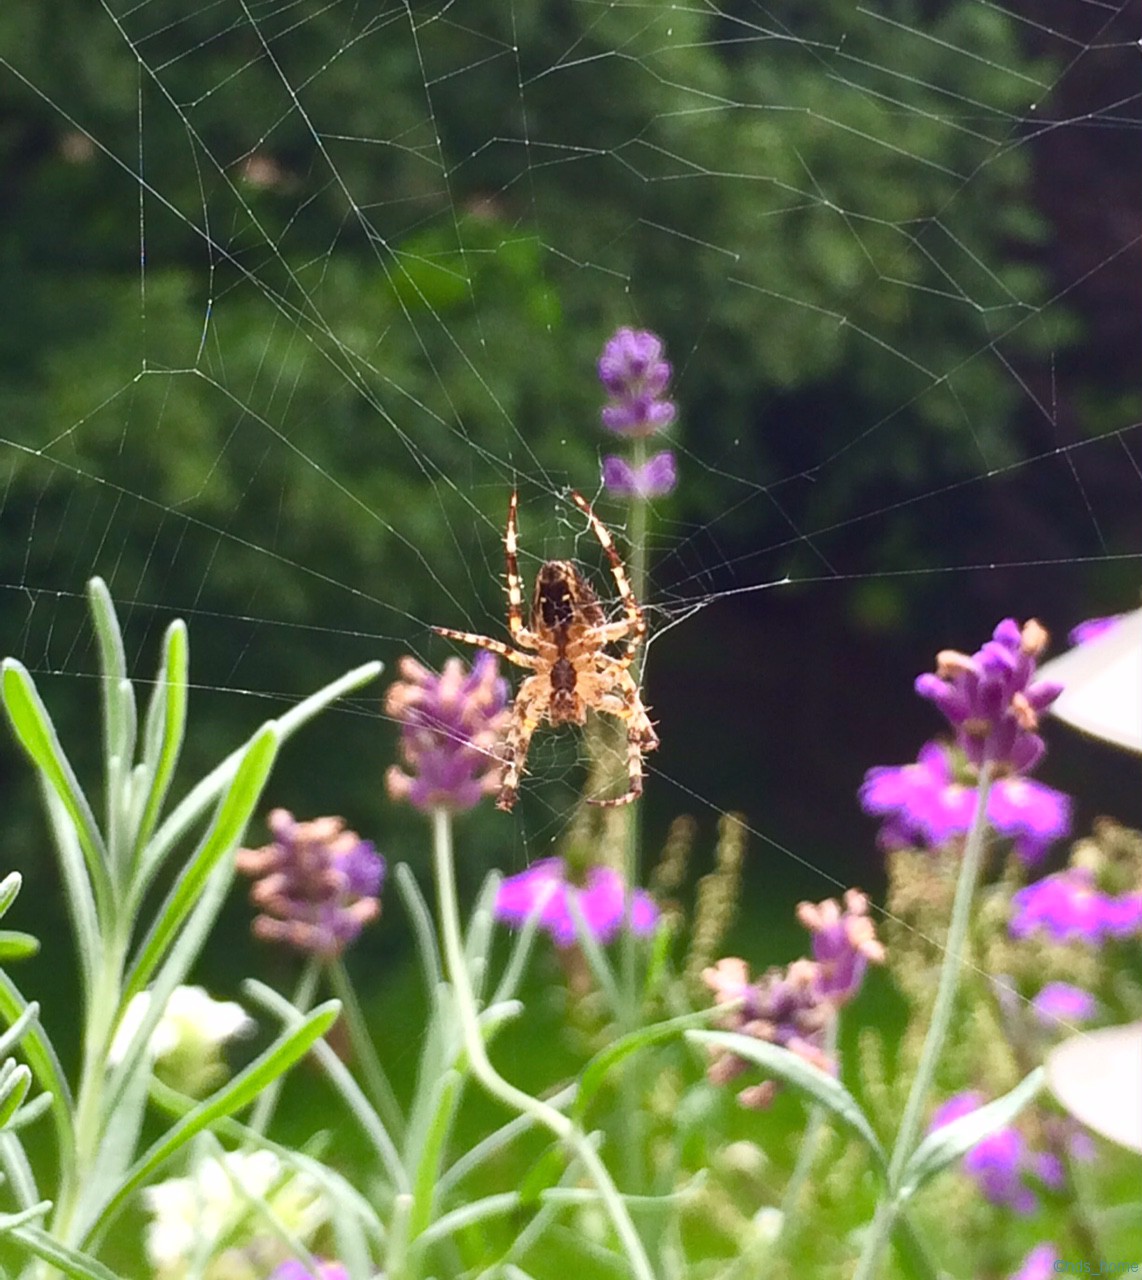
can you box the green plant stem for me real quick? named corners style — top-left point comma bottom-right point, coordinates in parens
top-left (248, 959), bottom-right (321, 1136)
top-left (48, 922), bottom-right (130, 1256)
top-left (853, 761), bottom-right (995, 1280)
top-left (328, 958), bottom-right (406, 1142)
top-left (619, 443), bottom-right (649, 1189)
top-left (430, 806), bottom-right (654, 1280)
top-left (777, 1015), bottom-right (840, 1242)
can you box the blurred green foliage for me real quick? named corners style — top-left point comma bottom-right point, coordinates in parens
top-left (2, 0), bottom-right (1133, 884)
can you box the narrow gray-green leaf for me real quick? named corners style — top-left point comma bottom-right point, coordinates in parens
top-left (687, 1031), bottom-right (887, 1169)
top-left (87, 578), bottom-right (129, 767)
top-left (0, 971), bottom-right (73, 1162)
top-left (125, 722), bottom-right (278, 1000)
top-left (133, 619), bottom-right (188, 862)
top-left (396, 863), bottom-right (442, 994)
top-left (1, 661), bottom-right (112, 921)
top-left (409, 1069), bottom-right (460, 1240)
top-left (0, 932), bottom-right (38, 963)
top-left (575, 1009), bottom-right (722, 1123)
top-left (0, 873), bottom-right (21, 919)
top-left (0, 1004), bottom-right (39, 1059)
top-left (87, 1001), bottom-right (339, 1239)
top-left (899, 1068), bottom-right (1044, 1201)
top-left (141, 660), bottom-right (381, 887)
top-left (243, 981), bottom-right (408, 1192)
top-left (10, 1224), bottom-right (124, 1279)
top-left (0, 1063), bottom-right (31, 1129)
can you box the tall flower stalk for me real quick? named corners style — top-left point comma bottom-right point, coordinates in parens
top-left (854, 619), bottom-right (1063, 1277)
top-left (385, 654), bottom-right (655, 1280)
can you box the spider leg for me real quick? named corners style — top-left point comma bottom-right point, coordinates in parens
top-left (496, 675), bottom-right (550, 811)
top-left (594, 660), bottom-right (660, 749)
top-left (505, 489), bottom-right (528, 643)
top-left (585, 666), bottom-right (659, 807)
top-left (432, 625), bottom-right (540, 669)
top-left (569, 490), bottom-right (646, 662)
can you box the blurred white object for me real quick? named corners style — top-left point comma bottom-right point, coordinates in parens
top-left (1037, 609), bottom-right (1142, 754)
top-left (1046, 1022), bottom-right (1142, 1154)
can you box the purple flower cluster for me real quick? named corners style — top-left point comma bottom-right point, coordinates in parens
top-left (860, 740), bottom-right (1071, 865)
top-left (495, 857), bottom-right (658, 947)
top-left (237, 810), bottom-right (384, 959)
top-left (701, 892), bottom-right (884, 1107)
top-left (384, 652), bottom-right (510, 813)
top-left (915, 619), bottom-right (1063, 775)
top-left (597, 326), bottom-right (678, 499)
top-left (1010, 867), bottom-right (1142, 944)
top-left (796, 889), bottom-right (886, 1005)
top-left (929, 1092), bottom-right (1066, 1215)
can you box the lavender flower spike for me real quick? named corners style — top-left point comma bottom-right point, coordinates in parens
top-left (915, 619), bottom-right (1063, 774)
top-left (598, 326), bottom-right (677, 437)
top-left (385, 652), bottom-right (511, 813)
top-left (796, 889), bottom-right (885, 1005)
top-left (602, 451), bottom-right (678, 499)
top-left (237, 810), bottom-right (384, 959)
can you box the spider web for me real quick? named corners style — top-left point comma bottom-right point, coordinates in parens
top-left (0, 0), bottom-right (1139, 978)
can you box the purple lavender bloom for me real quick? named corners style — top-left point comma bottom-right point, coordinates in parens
top-left (1032, 982), bottom-right (1097, 1027)
top-left (598, 327), bottom-right (677, 437)
top-left (795, 889), bottom-right (885, 1005)
top-left (860, 741), bottom-right (1070, 864)
top-left (385, 653), bottom-right (510, 813)
top-left (601, 450), bottom-right (678, 499)
top-left (915, 619), bottom-right (1063, 775)
top-left (929, 1092), bottom-right (1059, 1215)
top-left (236, 810), bottom-right (384, 959)
top-left (1069, 614), bottom-right (1122, 646)
top-left (1009, 868), bottom-right (1128, 944)
top-left (702, 957), bottom-right (835, 1108)
top-left (495, 857), bottom-right (658, 947)
top-left (271, 1264), bottom-right (349, 1280)
top-left (1009, 1245), bottom-right (1060, 1280)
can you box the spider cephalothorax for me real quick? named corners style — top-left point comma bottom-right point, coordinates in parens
top-left (434, 491), bottom-right (659, 811)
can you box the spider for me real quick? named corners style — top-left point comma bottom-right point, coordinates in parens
top-left (434, 490), bottom-right (659, 811)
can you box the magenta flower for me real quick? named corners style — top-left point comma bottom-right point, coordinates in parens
top-left (929, 1092), bottom-right (1064, 1215)
top-left (860, 740), bottom-right (1070, 864)
top-left (795, 889), bottom-right (885, 1005)
top-left (601, 450), bottom-right (677, 499)
top-left (495, 857), bottom-right (658, 947)
top-left (1069, 614), bottom-right (1122, 646)
top-left (385, 653), bottom-right (510, 813)
top-left (1032, 982), bottom-right (1096, 1027)
top-left (271, 1263), bottom-right (349, 1280)
top-left (915, 619), bottom-right (1063, 774)
top-left (237, 810), bottom-right (384, 959)
top-left (1009, 1245), bottom-right (1059, 1280)
top-left (598, 327), bottom-right (676, 437)
top-left (1010, 868), bottom-right (1142, 944)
